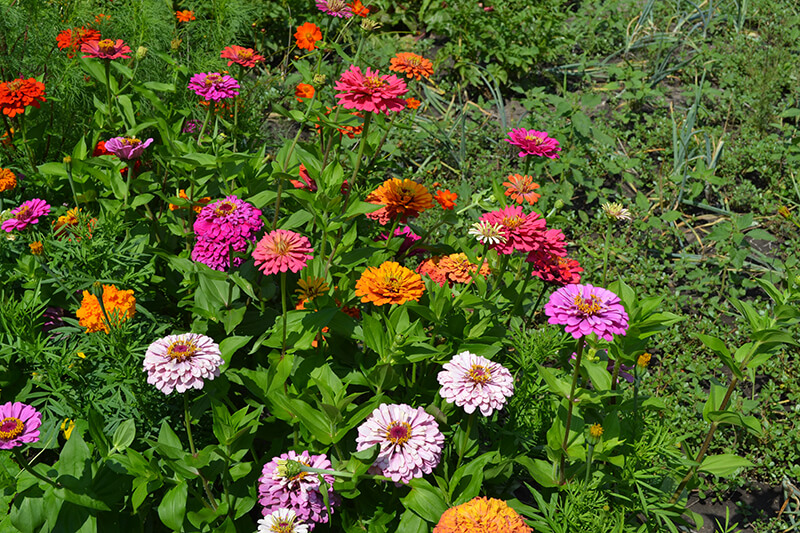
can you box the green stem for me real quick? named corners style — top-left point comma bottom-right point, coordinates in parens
top-left (280, 271), bottom-right (288, 358)
top-left (559, 337), bottom-right (585, 485)
top-left (384, 217), bottom-right (401, 251)
top-left (273, 126), bottom-right (304, 230)
top-left (64, 159), bottom-right (80, 207)
top-left (526, 282), bottom-right (548, 325)
top-left (585, 443), bottom-right (594, 484)
top-left (12, 449), bottom-right (60, 488)
top-left (456, 412), bottom-right (476, 471)
top-left (506, 261), bottom-right (535, 326)
top-left (183, 394), bottom-right (197, 456)
top-left (196, 106), bottom-right (212, 147)
top-left (123, 161), bottom-right (136, 209)
top-left (601, 222), bottom-right (613, 287)
top-left (365, 113), bottom-right (397, 171)
top-left (104, 60), bottom-right (113, 123)
top-left (348, 112), bottom-right (372, 190)
top-left (609, 357), bottom-right (622, 406)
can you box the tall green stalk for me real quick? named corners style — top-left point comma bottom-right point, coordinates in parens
top-left (559, 337), bottom-right (585, 484)
top-left (601, 221), bottom-right (613, 287)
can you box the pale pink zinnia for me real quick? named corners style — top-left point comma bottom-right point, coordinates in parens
top-left (2, 198), bottom-right (51, 232)
top-left (316, 0), bottom-right (353, 17)
top-left (104, 136), bottom-right (154, 160)
top-left (257, 509), bottom-right (309, 533)
top-left (438, 351), bottom-right (514, 416)
top-left (81, 38), bottom-right (132, 60)
top-left (188, 72), bottom-right (240, 102)
top-left (0, 401), bottom-right (42, 449)
top-left (334, 65), bottom-right (408, 115)
top-left (143, 333), bottom-right (222, 394)
top-left (355, 403), bottom-right (444, 484)
top-left (505, 128), bottom-right (561, 159)
top-left (479, 206), bottom-right (566, 256)
top-left (258, 450), bottom-right (337, 529)
top-left (544, 283), bottom-right (629, 341)
top-left (252, 229), bottom-right (313, 275)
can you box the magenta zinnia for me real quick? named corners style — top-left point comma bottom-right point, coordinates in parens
top-left (192, 196), bottom-right (263, 271)
top-left (479, 206), bottom-right (566, 256)
top-left (81, 38), bottom-right (132, 60)
top-left (258, 450), bottom-right (337, 529)
top-left (2, 198), bottom-right (51, 232)
top-left (316, 0), bottom-right (353, 17)
top-left (188, 72), bottom-right (240, 102)
top-left (356, 403), bottom-right (444, 484)
top-left (505, 128), bottom-right (561, 159)
top-left (438, 351), bottom-right (514, 416)
top-left (104, 136), bottom-right (153, 160)
top-left (544, 283), bottom-right (629, 341)
top-left (143, 333), bottom-right (223, 394)
top-left (334, 65), bottom-right (408, 115)
top-left (0, 402), bottom-right (42, 449)
top-left (252, 230), bottom-right (314, 275)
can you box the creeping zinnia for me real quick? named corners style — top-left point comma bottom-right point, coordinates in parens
top-left (2, 198), bottom-right (51, 232)
top-left (438, 351), bottom-right (514, 416)
top-left (76, 284), bottom-right (136, 334)
top-left (544, 283), bottom-right (629, 341)
top-left (143, 333), bottom-right (223, 394)
top-left (365, 178), bottom-right (433, 225)
top-left (0, 78), bottom-right (47, 118)
top-left (389, 52), bottom-right (434, 81)
top-left (434, 497), bottom-right (532, 533)
top-left (505, 128), bottom-right (561, 159)
top-left (188, 72), bottom-right (240, 102)
top-left (104, 136), bottom-right (154, 161)
top-left (0, 402), bottom-right (42, 449)
top-left (355, 261), bottom-right (425, 305)
top-left (356, 403), bottom-right (444, 484)
top-left (334, 65), bottom-right (408, 115)
top-left (295, 23), bottom-right (322, 51)
top-left (252, 229), bottom-right (314, 275)
top-left (503, 174), bottom-right (541, 205)
top-left (220, 45), bottom-right (265, 68)
top-left (81, 38), bottom-right (132, 60)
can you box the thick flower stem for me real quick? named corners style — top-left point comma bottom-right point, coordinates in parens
top-left (12, 449), bottom-right (60, 488)
top-left (104, 60), bottom-right (113, 123)
top-left (559, 337), bottom-right (585, 485)
top-left (601, 222), bottom-right (613, 287)
top-left (280, 271), bottom-right (288, 358)
top-left (384, 217), bottom-right (401, 251)
top-left (585, 443), bottom-right (595, 484)
top-left (526, 282), bottom-right (548, 325)
top-left (123, 162), bottom-right (136, 209)
top-left (196, 106), bottom-right (212, 147)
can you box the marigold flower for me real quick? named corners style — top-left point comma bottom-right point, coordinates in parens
top-left (220, 45), bottom-right (265, 68)
top-left (389, 52), bottom-right (434, 81)
top-left (29, 241), bottom-right (43, 255)
top-left (334, 65), bottom-right (408, 115)
top-left (0, 168), bottom-right (17, 192)
top-left (76, 284), bottom-right (136, 334)
top-left (527, 251), bottom-right (582, 286)
top-left (56, 27), bottom-right (101, 57)
top-left (406, 97), bottom-right (421, 109)
top-left (143, 333), bottom-right (223, 394)
top-left (176, 10), bottom-right (196, 22)
top-left (104, 136), bottom-right (153, 161)
top-left (316, 0), bottom-right (353, 17)
top-left (188, 72), bottom-right (240, 102)
top-left (601, 201), bottom-right (632, 222)
top-left (505, 128), bottom-right (561, 159)
top-left (434, 189), bottom-right (457, 210)
top-left (434, 497), bottom-right (532, 532)
top-left (0, 402), bottom-right (42, 449)
top-left (295, 83), bottom-right (315, 101)
top-left (2, 198), bottom-right (51, 232)
top-left (349, 0), bottom-right (369, 16)
top-left (0, 78), bottom-right (47, 118)
top-left (503, 174), bottom-right (541, 205)
top-left (252, 229), bottom-right (314, 275)
top-left (295, 22), bottom-right (322, 51)
top-left (365, 178), bottom-right (433, 225)
top-left (544, 283), bottom-right (628, 341)
top-left (438, 352), bottom-right (513, 416)
top-left (81, 38), bottom-right (132, 60)
top-left (257, 509), bottom-right (309, 533)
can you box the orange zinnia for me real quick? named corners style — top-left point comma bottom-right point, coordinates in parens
top-left (416, 256), bottom-right (448, 287)
top-left (434, 189), bottom-right (457, 210)
top-left (176, 10), bottom-right (196, 22)
top-left (406, 97), bottom-right (421, 109)
top-left (295, 22), bottom-right (322, 51)
top-left (169, 189), bottom-right (211, 213)
top-left (503, 174), bottom-right (541, 205)
top-left (389, 52), bottom-right (434, 81)
top-left (56, 27), bottom-right (101, 58)
top-left (365, 178), bottom-right (434, 225)
top-left (434, 497), bottom-right (532, 533)
top-left (355, 261), bottom-right (425, 306)
top-left (0, 168), bottom-right (17, 192)
top-left (295, 83), bottom-right (315, 101)
top-left (349, 0), bottom-right (369, 16)
top-left (0, 78), bottom-right (46, 118)
top-left (438, 253), bottom-right (491, 284)
top-left (76, 284), bottom-right (136, 334)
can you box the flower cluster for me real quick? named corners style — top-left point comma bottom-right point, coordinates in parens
top-left (0, 78), bottom-right (47, 118)
top-left (76, 284), bottom-right (136, 334)
top-left (438, 352), bottom-right (514, 416)
top-left (365, 178), bottom-right (433, 225)
top-left (143, 333), bottom-right (223, 394)
top-left (192, 196), bottom-right (264, 271)
top-left (417, 254), bottom-right (491, 287)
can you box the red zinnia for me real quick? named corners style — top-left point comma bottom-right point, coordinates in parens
top-left (0, 78), bottom-right (46, 118)
top-left (176, 10), bottom-right (196, 22)
top-left (334, 65), bottom-right (408, 115)
top-left (479, 205), bottom-right (566, 256)
top-left (349, 0), bottom-right (370, 16)
top-left (220, 45), bottom-right (265, 68)
top-left (81, 39), bottom-right (132, 60)
top-left (56, 27), bottom-right (101, 58)
top-left (527, 250), bottom-right (582, 285)
top-left (295, 22), bottom-right (322, 51)
top-left (434, 189), bottom-right (457, 210)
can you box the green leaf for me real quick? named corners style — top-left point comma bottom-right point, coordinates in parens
top-left (449, 452), bottom-right (496, 504)
top-left (111, 420), bottom-right (136, 453)
top-left (537, 364), bottom-right (571, 399)
top-left (158, 482), bottom-right (188, 530)
top-left (699, 454), bottom-right (754, 477)
top-left (514, 456), bottom-right (558, 487)
top-left (401, 478), bottom-right (448, 523)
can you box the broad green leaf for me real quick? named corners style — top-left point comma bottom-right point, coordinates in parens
top-left (111, 419), bottom-right (136, 453)
top-left (158, 482), bottom-right (188, 530)
top-left (699, 454), bottom-right (753, 477)
top-left (401, 478), bottom-right (448, 523)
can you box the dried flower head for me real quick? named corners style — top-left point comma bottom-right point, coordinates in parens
top-left (295, 277), bottom-right (330, 301)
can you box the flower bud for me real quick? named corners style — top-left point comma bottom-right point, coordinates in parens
top-left (135, 46), bottom-right (148, 59)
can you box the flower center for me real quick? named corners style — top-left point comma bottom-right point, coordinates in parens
top-left (16, 205), bottom-right (30, 219)
top-left (406, 56), bottom-right (421, 66)
top-left (385, 421), bottom-right (412, 445)
top-left (0, 417), bottom-right (24, 440)
top-left (214, 201), bottom-right (237, 216)
top-left (98, 39), bottom-right (116, 53)
top-left (573, 293), bottom-right (603, 315)
top-left (364, 76), bottom-right (386, 89)
top-left (524, 134), bottom-right (543, 144)
top-left (271, 521), bottom-right (294, 533)
top-left (468, 364), bottom-right (491, 384)
top-left (205, 74), bottom-right (223, 86)
top-left (121, 137), bottom-right (141, 146)
top-left (6, 80), bottom-right (22, 92)
top-left (501, 215), bottom-right (524, 229)
top-left (237, 49), bottom-right (253, 59)
top-left (273, 237), bottom-right (291, 256)
top-left (328, 0), bottom-right (348, 10)
top-left (167, 339), bottom-right (198, 361)
top-left (383, 275), bottom-right (401, 293)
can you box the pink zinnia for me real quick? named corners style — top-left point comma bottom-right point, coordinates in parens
top-left (258, 450), bottom-right (337, 529)
top-left (143, 333), bottom-right (222, 394)
top-left (104, 136), bottom-right (153, 160)
top-left (220, 45), bottom-right (265, 68)
top-left (188, 72), bottom-right (240, 102)
top-left (438, 351), bottom-right (514, 416)
top-left (527, 251), bottom-right (583, 285)
top-left (316, 0), bottom-right (353, 17)
top-left (544, 283), bottom-right (629, 341)
top-left (505, 128), bottom-right (561, 159)
top-left (192, 196), bottom-right (263, 271)
top-left (81, 38), bottom-right (132, 60)
top-left (290, 164), bottom-right (318, 192)
top-left (252, 230), bottom-right (313, 275)
top-left (334, 65), bottom-right (408, 115)
top-left (0, 401), bottom-right (41, 449)
top-left (356, 403), bottom-right (444, 484)
top-left (2, 198), bottom-right (51, 232)
top-left (479, 206), bottom-right (565, 255)
top-left (191, 237), bottom-right (251, 271)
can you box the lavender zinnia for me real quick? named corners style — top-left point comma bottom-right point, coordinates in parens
top-left (544, 283), bottom-right (629, 341)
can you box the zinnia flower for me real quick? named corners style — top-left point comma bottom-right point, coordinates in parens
top-left (468, 220), bottom-right (507, 245)
top-left (258, 509), bottom-right (309, 533)
top-left (0, 402), bottom-right (42, 449)
top-left (334, 65), bottom-right (408, 115)
top-left (479, 206), bottom-right (565, 256)
top-left (295, 23), bottom-right (322, 51)
top-left (316, 0), bottom-right (353, 17)
top-left (601, 201), bottom-right (632, 222)
top-left (389, 52), bottom-right (434, 81)
top-left (417, 257), bottom-right (449, 287)
top-left (505, 128), bottom-right (561, 159)
top-left (527, 251), bottom-right (582, 285)
top-left (438, 253), bottom-right (491, 284)
top-left (434, 189), bottom-right (457, 210)
top-left (406, 97), bottom-right (421, 109)
top-left (374, 225), bottom-right (422, 256)
top-left (81, 38), bottom-right (132, 60)
top-left (188, 72), bottom-right (240, 102)
top-left (2, 198), bottom-right (51, 232)
top-left (29, 241), bottom-right (43, 255)
top-left (143, 333), bottom-right (223, 394)
top-left (0, 78), bottom-right (47, 118)
top-left (355, 261), bottom-right (425, 305)
top-left (356, 403), bottom-right (444, 484)
top-left (290, 164), bottom-right (318, 192)
top-left (252, 230), bottom-right (314, 275)
top-left (56, 27), bottom-right (101, 58)
top-left (220, 45), bottom-right (265, 68)
top-left (0, 168), bottom-right (17, 192)
top-left (76, 284), bottom-right (136, 334)
top-left (365, 178), bottom-right (433, 225)
top-left (169, 189), bottom-right (211, 213)
top-left (192, 196), bottom-right (263, 271)
top-left (438, 352), bottom-right (514, 416)
top-left (104, 136), bottom-right (154, 160)
top-left (434, 497), bottom-right (532, 533)
top-left (295, 83), bottom-right (315, 102)
top-left (258, 450), bottom-right (337, 528)
top-left (176, 10), bottom-right (196, 22)
top-left (503, 174), bottom-right (541, 205)
top-left (349, 0), bottom-right (369, 16)
top-left (544, 283), bottom-right (629, 341)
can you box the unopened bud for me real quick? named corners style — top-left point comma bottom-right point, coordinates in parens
top-left (170, 38), bottom-right (182, 51)
top-left (275, 459), bottom-right (305, 479)
top-left (63, 156), bottom-right (72, 165)
top-left (312, 74), bottom-right (327, 85)
top-left (135, 46), bottom-right (148, 59)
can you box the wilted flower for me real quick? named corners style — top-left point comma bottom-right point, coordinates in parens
top-left (544, 283), bottom-right (629, 341)
top-left (355, 262), bottom-right (425, 305)
top-left (438, 351), bottom-right (514, 416)
top-left (0, 402), bottom-right (42, 449)
top-left (601, 201), bottom-right (632, 222)
top-left (252, 230), bottom-right (314, 275)
top-left (143, 333), bottom-right (223, 394)
top-left (505, 128), bottom-right (561, 159)
top-left (389, 52), bottom-right (434, 81)
top-left (334, 65), bottom-right (408, 114)
top-left (434, 497), bottom-right (532, 533)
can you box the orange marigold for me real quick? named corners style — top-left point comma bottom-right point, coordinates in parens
top-left (76, 284), bottom-right (136, 334)
top-left (0, 168), bottom-right (17, 192)
top-left (349, 0), bottom-right (370, 16)
top-left (434, 189), bottom-right (457, 210)
top-left (438, 253), bottom-right (491, 284)
top-left (434, 497), bottom-right (532, 533)
top-left (389, 52), bottom-right (434, 81)
top-left (0, 78), bottom-right (46, 118)
top-left (176, 10), bottom-right (196, 22)
top-left (296, 83), bottom-right (315, 101)
top-left (355, 261), bottom-right (425, 306)
top-left (29, 241), bottom-right (44, 255)
top-left (503, 174), bottom-right (541, 205)
top-left (365, 178), bottom-right (434, 225)
top-left (295, 22), bottom-right (322, 51)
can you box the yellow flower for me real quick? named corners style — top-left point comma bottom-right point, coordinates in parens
top-left (29, 241), bottom-right (44, 255)
top-left (637, 352), bottom-right (652, 368)
top-left (61, 419), bottom-right (76, 440)
top-left (589, 423), bottom-right (604, 438)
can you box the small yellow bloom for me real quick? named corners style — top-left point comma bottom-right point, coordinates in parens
top-left (637, 352), bottom-right (652, 368)
top-left (29, 241), bottom-right (44, 255)
top-left (77, 352), bottom-right (86, 359)
top-left (589, 423), bottom-right (604, 439)
top-left (61, 419), bottom-right (76, 440)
